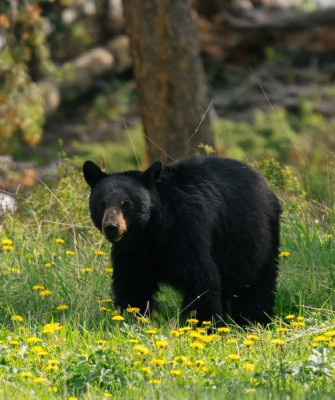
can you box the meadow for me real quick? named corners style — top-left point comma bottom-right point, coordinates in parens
top-left (0, 153), bottom-right (335, 400)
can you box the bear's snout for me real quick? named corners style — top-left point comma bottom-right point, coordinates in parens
top-left (102, 208), bottom-right (127, 243)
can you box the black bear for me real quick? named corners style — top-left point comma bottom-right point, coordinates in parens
top-left (83, 155), bottom-right (281, 325)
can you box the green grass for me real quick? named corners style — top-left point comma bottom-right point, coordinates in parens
top-left (0, 158), bottom-right (335, 399)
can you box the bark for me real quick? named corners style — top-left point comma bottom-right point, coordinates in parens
top-left (123, 0), bottom-right (214, 163)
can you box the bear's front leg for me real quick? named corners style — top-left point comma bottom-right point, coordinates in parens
top-left (112, 267), bottom-right (158, 316)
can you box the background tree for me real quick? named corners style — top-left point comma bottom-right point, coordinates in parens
top-left (122, 0), bottom-right (214, 163)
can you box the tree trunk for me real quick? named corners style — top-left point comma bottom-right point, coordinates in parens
top-left (122, 0), bottom-right (214, 164)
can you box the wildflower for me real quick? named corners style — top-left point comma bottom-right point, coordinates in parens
top-left (39, 290), bottom-right (52, 297)
top-left (55, 238), bottom-right (64, 244)
top-left (243, 340), bottom-right (254, 346)
top-left (285, 314), bottom-right (295, 320)
top-left (271, 339), bottom-right (285, 346)
top-left (186, 318), bottom-right (199, 324)
top-left (44, 262), bottom-right (53, 268)
top-left (20, 372), bottom-right (33, 379)
top-left (100, 298), bottom-right (113, 303)
top-left (33, 377), bottom-right (46, 383)
top-left (149, 379), bottom-right (161, 385)
top-left (291, 321), bottom-right (305, 328)
top-left (126, 307), bottom-right (141, 313)
top-left (128, 339), bottom-right (139, 344)
top-left (277, 327), bottom-right (288, 333)
top-left (228, 354), bottom-right (239, 361)
top-left (95, 250), bottom-right (105, 256)
top-left (174, 355), bottom-right (188, 364)
top-left (56, 305), bottom-right (68, 311)
top-left (170, 369), bottom-right (182, 376)
top-left (155, 340), bottom-right (169, 348)
top-left (313, 335), bottom-right (331, 342)
top-left (31, 346), bottom-right (45, 354)
top-left (150, 358), bottom-right (166, 366)
top-left (46, 365), bottom-right (58, 372)
top-left (112, 315), bottom-right (124, 321)
top-left (105, 267), bottom-right (113, 273)
top-left (202, 321), bottom-right (212, 326)
top-left (11, 315), bottom-right (24, 322)
top-left (195, 359), bottom-right (205, 366)
top-left (48, 359), bottom-right (59, 365)
top-left (9, 340), bottom-right (20, 345)
top-left (3, 245), bottom-right (14, 251)
top-left (104, 392), bottom-right (112, 398)
top-left (137, 316), bottom-right (150, 323)
top-left (41, 322), bottom-right (63, 334)
top-left (81, 268), bottom-right (92, 273)
top-left (190, 341), bottom-right (205, 350)
top-left (48, 386), bottom-right (58, 393)
top-left (328, 342), bottom-right (335, 348)
top-left (1, 238), bottom-right (13, 245)
top-left (133, 344), bottom-right (150, 355)
top-left (66, 250), bottom-right (75, 255)
top-left (325, 331), bottom-right (335, 337)
top-left (279, 251), bottom-right (291, 258)
top-left (27, 337), bottom-right (43, 344)
top-left (246, 334), bottom-right (259, 340)
top-left (100, 307), bottom-right (108, 312)
top-left (217, 327), bottom-right (231, 333)
top-left (141, 367), bottom-right (152, 374)
top-left (297, 316), bottom-right (305, 321)
top-left (170, 330), bottom-right (182, 337)
top-left (33, 285), bottom-right (44, 291)
top-left (96, 340), bottom-right (107, 345)
top-left (189, 331), bottom-right (202, 339)
top-left (145, 329), bottom-right (158, 335)
top-left (245, 363), bottom-right (255, 372)
top-left (227, 338), bottom-right (237, 344)
top-left (11, 268), bottom-right (21, 274)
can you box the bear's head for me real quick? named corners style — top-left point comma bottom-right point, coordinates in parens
top-left (83, 160), bottom-right (162, 243)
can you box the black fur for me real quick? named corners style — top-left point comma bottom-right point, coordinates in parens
top-left (83, 155), bottom-right (281, 325)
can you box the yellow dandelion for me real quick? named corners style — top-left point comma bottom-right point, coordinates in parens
top-left (243, 339), bottom-right (254, 346)
top-left (189, 331), bottom-right (202, 339)
top-left (112, 315), bottom-right (124, 321)
top-left (9, 340), bottom-right (20, 345)
top-left (190, 341), bottom-right (205, 350)
top-left (27, 337), bottom-right (43, 344)
top-left (145, 329), bottom-right (158, 335)
top-left (174, 355), bottom-right (188, 363)
top-left (48, 386), bottom-right (58, 393)
top-left (246, 334), bottom-right (259, 340)
top-left (285, 314), bottom-right (295, 320)
top-left (170, 330), bottom-right (182, 337)
top-left (328, 342), bottom-right (335, 348)
top-left (271, 339), bottom-right (285, 346)
top-left (156, 340), bottom-right (169, 349)
top-left (31, 346), bottom-right (44, 354)
top-left (137, 316), bottom-right (150, 323)
top-left (3, 245), bottom-right (14, 251)
top-left (186, 318), bottom-right (199, 324)
top-left (195, 359), bottom-right (205, 366)
top-left (297, 316), bottom-right (305, 321)
top-left (11, 315), bottom-right (24, 322)
top-left (128, 339), bottom-right (139, 344)
top-left (100, 307), bottom-right (108, 312)
top-left (104, 393), bottom-right (113, 398)
top-left (96, 340), bottom-right (107, 345)
top-left (33, 377), bottom-right (46, 383)
top-left (313, 335), bottom-right (331, 342)
top-left (150, 358), bottom-right (166, 366)
top-left (105, 267), bottom-right (113, 273)
top-left (44, 262), bottom-right (53, 268)
top-left (66, 250), bottom-right (75, 255)
top-left (100, 298), bottom-right (113, 303)
top-left (1, 238), bottom-right (13, 245)
top-left (20, 372), bottom-right (33, 379)
top-left (48, 359), bottom-right (59, 365)
top-left (141, 367), bottom-right (152, 374)
top-left (277, 327), bottom-right (288, 333)
top-left (228, 354), bottom-right (240, 361)
top-left (133, 344), bottom-right (150, 355)
top-left (279, 251), bottom-right (291, 258)
top-left (325, 331), bottom-right (335, 337)
top-left (55, 238), bottom-right (64, 244)
top-left (126, 307), bottom-right (141, 313)
top-left (202, 321), bottom-right (212, 326)
top-left (95, 250), bottom-right (106, 256)
top-left (291, 321), bottom-right (305, 328)
top-left (178, 326), bottom-right (192, 333)
top-left (56, 304), bottom-right (68, 311)
top-left (41, 322), bottom-right (63, 334)
top-left (170, 369), bottom-right (182, 376)
top-left (39, 290), bottom-right (52, 297)
top-left (227, 338), bottom-right (238, 344)
top-left (149, 379), bottom-right (161, 385)
top-left (245, 363), bottom-right (255, 372)
top-left (81, 268), bottom-right (92, 273)
top-left (33, 285), bottom-right (44, 291)
top-left (11, 268), bottom-right (21, 274)
top-left (217, 327), bottom-right (231, 333)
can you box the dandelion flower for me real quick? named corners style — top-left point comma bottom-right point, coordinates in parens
top-left (48, 359), bottom-right (59, 365)
top-left (33, 285), bottom-right (45, 291)
top-left (112, 315), bottom-right (124, 321)
top-left (291, 321), bottom-right (305, 328)
top-left (95, 250), bottom-right (105, 256)
top-left (149, 379), bottom-right (161, 385)
top-left (202, 321), bottom-right (212, 326)
top-left (155, 340), bottom-right (169, 349)
top-left (277, 327), bottom-right (288, 333)
top-left (39, 290), bottom-right (52, 297)
top-left (285, 314), bottom-right (295, 320)
top-left (1, 238), bottom-right (13, 245)
top-left (105, 267), bottom-right (113, 273)
top-left (150, 358), bottom-right (166, 366)
top-left (11, 315), bottom-right (24, 322)
top-left (279, 251), bottom-right (291, 258)
top-left (27, 337), bottom-right (43, 344)
top-left (217, 327), bottom-right (231, 333)
top-left (81, 268), bottom-right (92, 273)
top-left (20, 372), bottom-right (33, 379)
top-left (325, 331), bottom-right (335, 338)
top-left (96, 340), bottom-right (107, 345)
top-left (243, 339), bottom-right (254, 346)
top-left (66, 250), bottom-right (75, 255)
top-left (141, 367), bottom-right (152, 374)
top-left (126, 307), bottom-right (141, 313)
top-left (11, 268), bottom-right (20, 274)
top-left (3, 245), bottom-right (14, 251)
top-left (186, 318), bottom-right (199, 324)
top-left (56, 304), bottom-right (68, 311)
top-left (228, 354), bottom-right (239, 361)
top-left (133, 344), bottom-right (150, 355)
top-left (195, 359), bottom-right (205, 366)
top-left (42, 322), bottom-right (63, 334)
top-left (244, 363), bottom-right (255, 372)
top-left (145, 329), bottom-right (158, 335)
top-left (170, 369), bottom-right (182, 376)
top-left (55, 238), bottom-right (64, 244)
top-left (313, 335), bottom-right (331, 342)
top-left (44, 262), bottom-right (53, 268)
top-left (246, 334), bottom-right (259, 340)
top-left (33, 377), bottom-right (46, 383)
top-left (271, 339), bottom-right (285, 346)
top-left (190, 341), bottom-right (204, 350)
top-left (100, 298), bottom-right (113, 303)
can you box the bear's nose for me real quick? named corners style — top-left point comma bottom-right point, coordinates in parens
top-left (103, 223), bottom-right (119, 239)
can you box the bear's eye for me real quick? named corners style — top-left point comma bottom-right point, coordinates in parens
top-left (120, 200), bottom-right (130, 209)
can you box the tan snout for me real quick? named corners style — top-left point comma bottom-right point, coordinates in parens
top-left (102, 208), bottom-right (127, 243)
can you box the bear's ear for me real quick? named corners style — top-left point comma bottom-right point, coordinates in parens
top-left (83, 161), bottom-right (107, 188)
top-left (143, 160), bottom-right (162, 187)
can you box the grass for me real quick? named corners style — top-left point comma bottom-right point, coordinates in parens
top-left (0, 157), bottom-right (335, 399)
